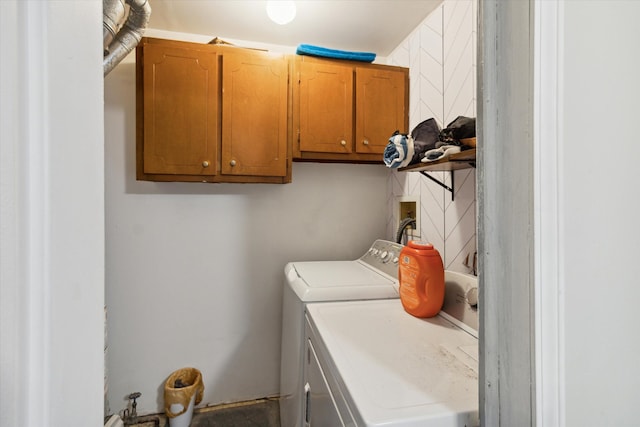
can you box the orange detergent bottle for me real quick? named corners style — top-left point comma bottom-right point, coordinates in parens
top-left (398, 240), bottom-right (445, 318)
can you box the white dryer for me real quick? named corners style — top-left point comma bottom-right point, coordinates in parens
top-left (304, 271), bottom-right (479, 427)
top-left (279, 240), bottom-right (404, 427)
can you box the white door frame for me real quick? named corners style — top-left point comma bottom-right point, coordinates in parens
top-left (533, 1), bottom-right (564, 426)
top-left (0, 1), bottom-right (105, 426)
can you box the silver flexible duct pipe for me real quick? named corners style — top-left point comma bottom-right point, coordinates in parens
top-left (103, 0), bottom-right (151, 76)
top-left (103, 0), bottom-right (125, 55)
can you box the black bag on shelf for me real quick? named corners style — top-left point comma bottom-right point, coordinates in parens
top-left (438, 116), bottom-right (476, 145)
top-left (409, 118), bottom-right (441, 164)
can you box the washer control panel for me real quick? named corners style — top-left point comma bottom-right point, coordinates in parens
top-left (359, 239), bottom-right (405, 279)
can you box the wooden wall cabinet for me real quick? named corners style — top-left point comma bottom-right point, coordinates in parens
top-left (292, 55), bottom-right (409, 163)
top-left (136, 37), bottom-right (291, 183)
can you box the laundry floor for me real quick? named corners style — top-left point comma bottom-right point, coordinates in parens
top-left (127, 399), bottom-right (280, 427)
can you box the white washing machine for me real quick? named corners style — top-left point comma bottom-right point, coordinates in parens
top-left (304, 271), bottom-right (479, 427)
top-left (279, 239), bottom-right (405, 427)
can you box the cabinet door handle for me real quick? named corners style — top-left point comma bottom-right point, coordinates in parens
top-left (363, 139), bottom-right (369, 145)
top-left (340, 140), bottom-right (347, 146)
top-left (230, 160), bottom-right (237, 166)
top-left (202, 161), bottom-right (210, 168)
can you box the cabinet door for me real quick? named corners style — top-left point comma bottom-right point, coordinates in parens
top-left (355, 67), bottom-right (407, 154)
top-left (221, 51), bottom-right (289, 177)
top-left (141, 43), bottom-right (218, 175)
top-left (298, 61), bottom-right (353, 154)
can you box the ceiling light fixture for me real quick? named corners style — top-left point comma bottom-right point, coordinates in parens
top-left (266, 1), bottom-right (296, 25)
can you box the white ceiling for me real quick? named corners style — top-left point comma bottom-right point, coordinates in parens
top-left (146, 0), bottom-right (442, 56)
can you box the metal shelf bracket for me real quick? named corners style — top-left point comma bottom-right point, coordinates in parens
top-left (420, 171), bottom-right (455, 201)
top-left (408, 152), bottom-right (476, 202)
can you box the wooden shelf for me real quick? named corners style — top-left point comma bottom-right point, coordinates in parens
top-left (397, 148), bottom-right (476, 201)
top-left (398, 148), bottom-right (476, 172)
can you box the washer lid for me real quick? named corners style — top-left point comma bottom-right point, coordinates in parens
top-left (286, 261), bottom-right (398, 302)
top-left (307, 299), bottom-right (479, 427)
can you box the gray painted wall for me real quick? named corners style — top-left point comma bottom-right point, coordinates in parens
top-left (478, 0), bottom-right (535, 425)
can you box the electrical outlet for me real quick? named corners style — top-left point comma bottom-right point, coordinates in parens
top-left (396, 196), bottom-right (420, 238)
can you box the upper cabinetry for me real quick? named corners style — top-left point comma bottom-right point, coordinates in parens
top-left (136, 37), bottom-right (291, 183)
top-left (292, 55), bottom-right (409, 163)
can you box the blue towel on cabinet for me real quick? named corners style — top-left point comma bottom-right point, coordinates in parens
top-left (296, 44), bottom-right (376, 63)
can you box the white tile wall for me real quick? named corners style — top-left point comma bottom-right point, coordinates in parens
top-left (386, 0), bottom-right (477, 274)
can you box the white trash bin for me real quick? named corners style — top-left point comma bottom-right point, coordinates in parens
top-left (169, 393), bottom-right (196, 427)
top-left (164, 368), bottom-right (204, 427)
